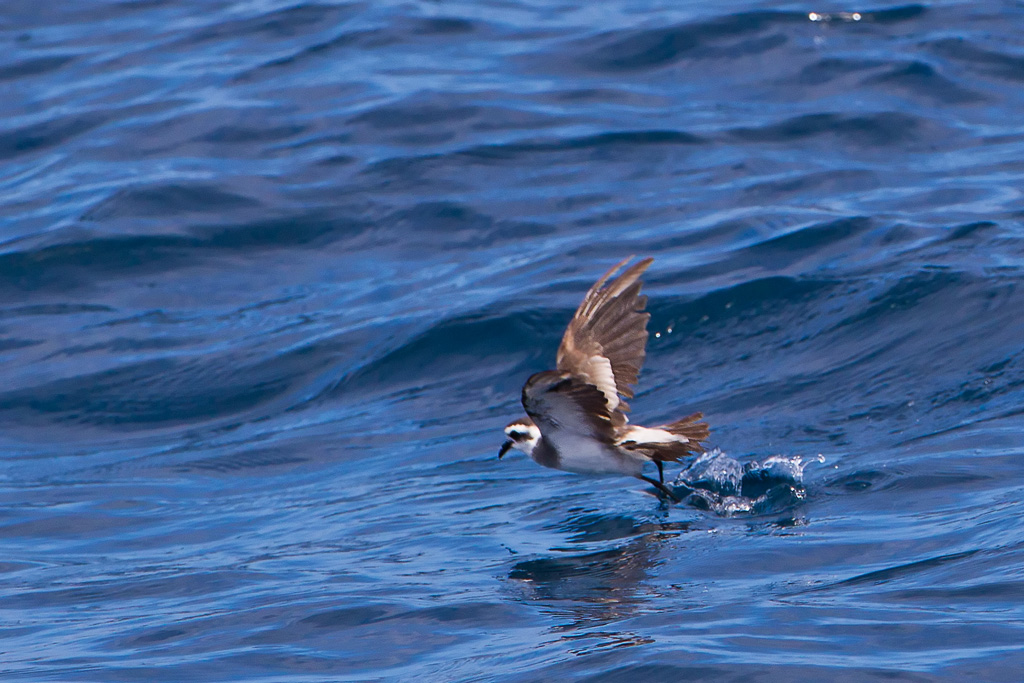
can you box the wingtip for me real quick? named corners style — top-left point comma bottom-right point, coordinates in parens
top-left (632, 256), bottom-right (654, 279)
top-left (593, 255), bottom-right (653, 290)
top-left (603, 256), bottom-right (654, 300)
top-left (621, 255), bottom-right (655, 270)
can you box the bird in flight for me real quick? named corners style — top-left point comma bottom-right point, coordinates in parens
top-left (499, 257), bottom-right (709, 500)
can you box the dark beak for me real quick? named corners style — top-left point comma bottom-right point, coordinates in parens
top-left (498, 440), bottom-right (513, 459)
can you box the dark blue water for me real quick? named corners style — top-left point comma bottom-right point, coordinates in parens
top-left (2, 1), bottom-right (1023, 680)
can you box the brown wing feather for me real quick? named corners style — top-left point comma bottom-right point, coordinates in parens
top-left (556, 257), bottom-right (654, 423)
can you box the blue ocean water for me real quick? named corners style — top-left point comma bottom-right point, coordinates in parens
top-left (1, 1), bottom-right (1023, 679)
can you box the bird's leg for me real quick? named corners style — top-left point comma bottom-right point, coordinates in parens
top-left (656, 460), bottom-right (664, 484)
top-left (638, 474), bottom-right (681, 503)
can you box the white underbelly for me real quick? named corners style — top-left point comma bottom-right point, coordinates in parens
top-left (544, 433), bottom-right (644, 476)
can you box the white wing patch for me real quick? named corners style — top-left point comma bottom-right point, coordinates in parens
top-left (584, 354), bottom-right (619, 413)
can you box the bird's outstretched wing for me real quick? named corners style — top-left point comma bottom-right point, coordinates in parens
top-left (522, 370), bottom-right (616, 442)
top-left (556, 256), bottom-right (653, 425)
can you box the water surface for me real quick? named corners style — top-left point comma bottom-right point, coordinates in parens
top-left (1, 1), bottom-right (1023, 680)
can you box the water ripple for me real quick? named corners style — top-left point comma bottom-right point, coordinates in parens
top-left (1, 0), bottom-right (1023, 680)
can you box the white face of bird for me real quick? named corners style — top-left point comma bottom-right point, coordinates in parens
top-left (498, 419), bottom-right (540, 459)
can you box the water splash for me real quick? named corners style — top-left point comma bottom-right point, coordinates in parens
top-left (671, 448), bottom-right (826, 516)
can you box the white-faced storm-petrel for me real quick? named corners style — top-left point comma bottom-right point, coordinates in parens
top-left (499, 257), bottom-right (709, 500)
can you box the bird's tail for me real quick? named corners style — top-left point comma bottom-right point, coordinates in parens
top-left (618, 412), bottom-right (711, 462)
top-left (659, 412), bottom-right (710, 450)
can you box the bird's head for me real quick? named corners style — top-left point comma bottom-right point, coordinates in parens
top-left (499, 417), bottom-right (540, 459)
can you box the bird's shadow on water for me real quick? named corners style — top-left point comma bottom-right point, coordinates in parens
top-left (502, 495), bottom-right (809, 636)
top-left (503, 511), bottom-right (685, 635)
